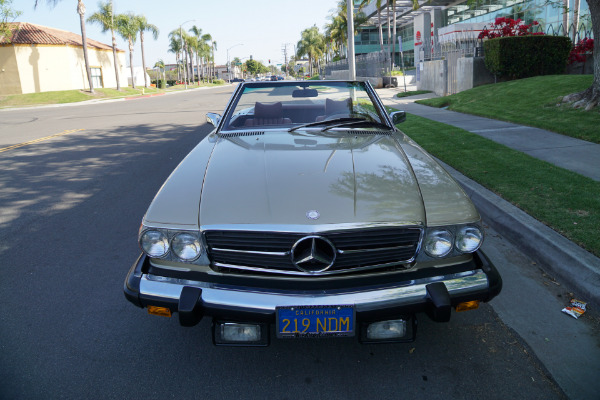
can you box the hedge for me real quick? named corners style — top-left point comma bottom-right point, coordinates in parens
top-left (484, 35), bottom-right (572, 79)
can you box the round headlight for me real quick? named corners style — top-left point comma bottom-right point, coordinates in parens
top-left (424, 229), bottom-right (453, 258)
top-left (171, 233), bottom-right (202, 261)
top-left (456, 226), bottom-right (483, 253)
top-left (140, 230), bottom-right (169, 258)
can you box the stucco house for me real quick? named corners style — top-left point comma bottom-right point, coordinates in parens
top-left (0, 22), bottom-right (127, 95)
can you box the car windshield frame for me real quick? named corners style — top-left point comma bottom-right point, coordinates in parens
top-left (218, 80), bottom-right (394, 133)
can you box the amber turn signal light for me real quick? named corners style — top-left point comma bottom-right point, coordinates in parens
top-left (147, 306), bottom-right (172, 317)
top-left (455, 300), bottom-right (480, 312)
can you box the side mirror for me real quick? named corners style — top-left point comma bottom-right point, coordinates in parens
top-left (390, 110), bottom-right (406, 125)
top-left (206, 112), bottom-right (221, 127)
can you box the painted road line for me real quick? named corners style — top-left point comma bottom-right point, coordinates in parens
top-left (0, 129), bottom-right (85, 153)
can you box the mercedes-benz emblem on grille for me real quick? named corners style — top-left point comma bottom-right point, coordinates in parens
top-left (291, 236), bottom-right (336, 273)
top-left (306, 210), bottom-right (320, 220)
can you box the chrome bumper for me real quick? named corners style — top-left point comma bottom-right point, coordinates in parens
top-left (125, 251), bottom-right (502, 324)
top-left (140, 270), bottom-right (488, 313)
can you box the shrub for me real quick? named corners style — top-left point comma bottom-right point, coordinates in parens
top-left (212, 79), bottom-right (226, 85)
top-left (484, 35), bottom-right (572, 79)
top-left (569, 38), bottom-right (594, 64)
top-left (478, 17), bottom-right (542, 39)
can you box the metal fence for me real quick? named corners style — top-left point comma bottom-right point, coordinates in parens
top-left (323, 51), bottom-right (391, 78)
top-left (423, 21), bottom-right (593, 62)
top-left (322, 21), bottom-right (592, 81)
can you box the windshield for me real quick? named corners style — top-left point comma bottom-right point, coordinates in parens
top-left (220, 81), bottom-right (389, 132)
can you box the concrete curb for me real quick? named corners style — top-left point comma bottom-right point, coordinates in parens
top-left (439, 160), bottom-right (600, 308)
top-left (0, 84), bottom-right (228, 112)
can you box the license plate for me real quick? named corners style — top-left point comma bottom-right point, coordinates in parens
top-left (276, 305), bottom-right (355, 338)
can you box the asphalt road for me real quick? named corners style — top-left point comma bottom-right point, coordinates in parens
top-left (0, 87), bottom-right (571, 399)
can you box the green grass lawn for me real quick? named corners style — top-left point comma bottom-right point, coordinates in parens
top-left (416, 75), bottom-right (600, 144)
top-left (397, 114), bottom-right (600, 257)
top-left (396, 90), bottom-right (431, 98)
top-left (0, 82), bottom-right (225, 108)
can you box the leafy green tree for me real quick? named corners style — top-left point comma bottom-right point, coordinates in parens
top-left (87, 1), bottom-right (121, 90)
top-left (115, 12), bottom-right (139, 88)
top-left (0, 0), bottom-right (22, 43)
top-left (244, 59), bottom-right (269, 76)
top-left (154, 58), bottom-right (165, 87)
top-left (136, 15), bottom-right (159, 88)
top-left (296, 25), bottom-right (325, 76)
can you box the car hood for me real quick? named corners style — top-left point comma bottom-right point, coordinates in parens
top-left (199, 131), bottom-right (426, 228)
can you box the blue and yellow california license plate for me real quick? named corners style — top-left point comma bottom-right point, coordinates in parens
top-left (276, 305), bottom-right (355, 338)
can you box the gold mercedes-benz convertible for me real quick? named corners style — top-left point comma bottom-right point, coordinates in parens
top-left (124, 80), bottom-right (502, 346)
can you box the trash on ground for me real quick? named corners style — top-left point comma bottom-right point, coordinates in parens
top-left (562, 299), bottom-right (587, 319)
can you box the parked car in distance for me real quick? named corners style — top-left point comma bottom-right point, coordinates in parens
top-left (230, 78), bottom-right (244, 83)
top-left (124, 80), bottom-right (502, 346)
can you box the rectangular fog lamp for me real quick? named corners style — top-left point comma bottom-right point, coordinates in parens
top-left (221, 323), bottom-right (261, 342)
top-left (367, 319), bottom-right (407, 340)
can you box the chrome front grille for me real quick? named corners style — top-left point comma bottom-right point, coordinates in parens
top-left (204, 227), bottom-right (422, 276)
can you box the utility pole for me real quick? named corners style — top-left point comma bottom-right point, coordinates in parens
top-left (282, 43), bottom-right (289, 77)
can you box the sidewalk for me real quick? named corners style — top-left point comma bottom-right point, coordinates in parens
top-left (377, 87), bottom-right (600, 181)
top-left (375, 85), bottom-right (600, 309)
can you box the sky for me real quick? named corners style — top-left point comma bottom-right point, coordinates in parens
top-left (14, 0), bottom-right (341, 67)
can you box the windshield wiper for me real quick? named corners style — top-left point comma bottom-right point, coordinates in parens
top-left (288, 117), bottom-right (366, 132)
top-left (321, 119), bottom-right (392, 132)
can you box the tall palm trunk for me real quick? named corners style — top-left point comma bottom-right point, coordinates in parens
top-left (111, 27), bottom-right (120, 90)
top-left (77, 0), bottom-right (94, 93)
top-left (177, 51), bottom-right (181, 82)
top-left (128, 39), bottom-right (135, 89)
top-left (392, 0), bottom-right (397, 67)
top-left (140, 31), bottom-right (148, 87)
top-left (196, 53), bottom-right (200, 85)
top-left (378, 7), bottom-right (383, 52)
top-left (183, 45), bottom-right (188, 84)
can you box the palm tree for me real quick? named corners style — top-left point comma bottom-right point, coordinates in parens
top-left (35, 0), bottom-right (94, 93)
top-left (211, 40), bottom-right (217, 81)
top-left (325, 13), bottom-right (344, 58)
top-left (136, 15), bottom-right (159, 88)
top-left (376, 0), bottom-right (384, 52)
top-left (87, 1), bottom-right (121, 90)
top-left (189, 25), bottom-right (202, 84)
top-left (168, 36), bottom-right (182, 82)
top-left (325, 1), bottom-right (369, 60)
top-left (115, 12), bottom-right (139, 89)
top-left (391, 0), bottom-right (397, 67)
top-left (296, 25), bottom-right (325, 77)
top-left (169, 29), bottom-right (190, 84)
top-left (185, 35), bottom-right (196, 83)
top-left (200, 33), bottom-right (212, 82)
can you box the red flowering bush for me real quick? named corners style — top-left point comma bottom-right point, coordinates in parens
top-left (568, 38), bottom-right (594, 64)
top-left (478, 17), bottom-right (543, 39)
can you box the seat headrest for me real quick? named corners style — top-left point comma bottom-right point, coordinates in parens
top-left (255, 102), bottom-right (283, 118)
top-left (326, 98), bottom-right (352, 114)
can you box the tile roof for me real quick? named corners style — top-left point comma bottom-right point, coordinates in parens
top-left (1, 22), bottom-right (122, 51)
